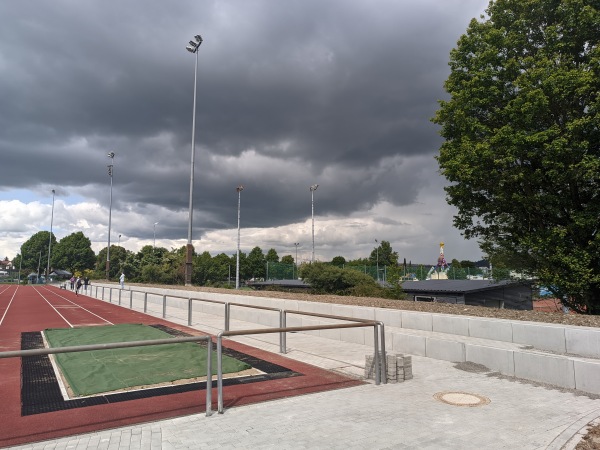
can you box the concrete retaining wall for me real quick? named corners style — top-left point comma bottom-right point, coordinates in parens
top-left (89, 284), bottom-right (600, 395)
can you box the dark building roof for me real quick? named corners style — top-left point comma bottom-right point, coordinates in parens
top-left (401, 279), bottom-right (523, 294)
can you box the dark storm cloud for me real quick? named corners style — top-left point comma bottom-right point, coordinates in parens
top-left (0, 0), bottom-right (487, 239)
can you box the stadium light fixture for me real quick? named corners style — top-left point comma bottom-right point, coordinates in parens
top-left (184, 34), bottom-right (203, 286)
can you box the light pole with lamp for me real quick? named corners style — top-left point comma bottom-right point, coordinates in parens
top-left (310, 184), bottom-right (318, 263)
top-left (118, 234), bottom-right (122, 246)
top-left (46, 189), bottom-right (55, 283)
top-left (375, 239), bottom-right (379, 282)
top-left (235, 185), bottom-right (244, 289)
top-left (106, 152), bottom-right (115, 280)
top-left (294, 242), bottom-right (300, 279)
top-left (153, 222), bottom-right (159, 252)
top-left (184, 34), bottom-right (203, 286)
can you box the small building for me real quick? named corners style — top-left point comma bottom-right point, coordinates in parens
top-left (401, 279), bottom-right (532, 310)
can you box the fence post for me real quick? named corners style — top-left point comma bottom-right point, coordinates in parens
top-left (374, 325), bottom-right (380, 386)
top-left (129, 290), bottom-right (133, 309)
top-left (101, 286), bottom-right (104, 301)
top-left (225, 303), bottom-right (230, 331)
top-left (206, 337), bottom-right (212, 417)
top-left (144, 292), bottom-right (148, 312)
top-left (378, 322), bottom-right (387, 384)
top-left (109, 288), bottom-right (112, 303)
top-left (188, 298), bottom-right (192, 326)
top-left (281, 311), bottom-right (287, 354)
top-left (162, 295), bottom-right (166, 318)
top-left (118, 289), bottom-right (122, 305)
top-left (217, 334), bottom-right (224, 414)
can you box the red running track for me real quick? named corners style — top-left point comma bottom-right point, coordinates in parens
top-left (0, 285), bottom-right (363, 447)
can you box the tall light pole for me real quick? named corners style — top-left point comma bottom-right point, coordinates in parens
top-left (235, 185), bottom-right (244, 289)
top-left (46, 189), bottom-right (55, 282)
top-left (294, 242), bottom-right (300, 278)
top-left (184, 34), bottom-right (203, 286)
top-left (310, 184), bottom-right (318, 263)
top-left (375, 239), bottom-right (379, 282)
top-left (153, 222), bottom-right (159, 251)
top-left (106, 152), bottom-right (115, 280)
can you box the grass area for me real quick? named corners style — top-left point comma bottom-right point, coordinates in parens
top-left (44, 323), bottom-right (250, 397)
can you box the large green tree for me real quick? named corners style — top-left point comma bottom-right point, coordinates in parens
top-left (18, 231), bottom-right (55, 275)
top-left (369, 240), bottom-right (399, 267)
top-left (52, 232), bottom-right (96, 274)
top-left (433, 0), bottom-right (600, 313)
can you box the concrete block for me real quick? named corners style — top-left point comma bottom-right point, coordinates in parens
top-left (468, 317), bottom-right (513, 342)
top-left (465, 344), bottom-right (515, 375)
top-left (565, 328), bottom-right (600, 359)
top-left (513, 351), bottom-right (575, 389)
top-left (425, 337), bottom-right (465, 362)
top-left (432, 315), bottom-right (469, 337)
top-left (352, 306), bottom-right (375, 321)
top-left (401, 311), bottom-right (432, 331)
top-left (330, 304), bottom-right (356, 319)
top-left (375, 308), bottom-right (402, 328)
top-left (392, 332), bottom-right (426, 356)
top-left (301, 317), bottom-right (322, 336)
top-left (573, 359), bottom-right (600, 395)
top-left (512, 322), bottom-right (566, 353)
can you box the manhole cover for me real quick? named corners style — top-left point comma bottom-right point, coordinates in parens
top-left (433, 391), bottom-right (490, 407)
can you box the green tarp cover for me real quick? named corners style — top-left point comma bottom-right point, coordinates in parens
top-left (44, 323), bottom-right (250, 397)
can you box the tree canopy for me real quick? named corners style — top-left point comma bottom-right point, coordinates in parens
top-left (433, 0), bottom-right (600, 313)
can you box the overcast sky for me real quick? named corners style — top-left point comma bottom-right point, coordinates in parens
top-left (0, 0), bottom-right (489, 266)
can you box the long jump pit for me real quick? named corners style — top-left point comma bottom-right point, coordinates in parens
top-left (0, 323), bottom-right (364, 447)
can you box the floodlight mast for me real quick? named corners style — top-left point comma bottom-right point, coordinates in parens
top-left (185, 34), bottom-right (203, 286)
top-left (106, 152), bottom-right (115, 280)
top-left (310, 184), bottom-right (319, 263)
top-left (46, 189), bottom-right (55, 282)
top-left (235, 185), bottom-right (244, 289)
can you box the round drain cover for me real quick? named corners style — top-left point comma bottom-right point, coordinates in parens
top-left (434, 391), bottom-right (490, 407)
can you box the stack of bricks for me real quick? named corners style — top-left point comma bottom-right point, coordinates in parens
top-left (365, 353), bottom-right (413, 383)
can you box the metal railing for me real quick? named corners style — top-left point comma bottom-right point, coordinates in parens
top-left (215, 320), bottom-right (382, 414)
top-left (0, 335), bottom-right (214, 416)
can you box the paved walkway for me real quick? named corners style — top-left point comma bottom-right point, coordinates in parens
top-left (9, 293), bottom-right (600, 449)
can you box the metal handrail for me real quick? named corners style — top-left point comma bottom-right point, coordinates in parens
top-left (283, 310), bottom-right (387, 383)
top-left (215, 321), bottom-right (381, 414)
top-left (0, 335), bottom-right (214, 417)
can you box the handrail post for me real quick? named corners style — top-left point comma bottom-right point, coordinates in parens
top-left (206, 337), bottom-right (212, 416)
top-left (225, 303), bottom-right (230, 331)
top-left (279, 309), bottom-right (285, 353)
top-left (118, 288), bottom-right (122, 305)
top-left (129, 290), bottom-right (133, 309)
top-left (378, 322), bottom-right (387, 384)
top-left (188, 298), bottom-right (192, 326)
top-left (109, 287), bottom-right (112, 303)
top-left (162, 295), bottom-right (166, 318)
top-left (281, 311), bottom-right (286, 354)
top-left (374, 324), bottom-right (380, 385)
top-left (101, 286), bottom-right (104, 301)
top-left (217, 333), bottom-right (224, 414)
top-left (144, 292), bottom-right (148, 312)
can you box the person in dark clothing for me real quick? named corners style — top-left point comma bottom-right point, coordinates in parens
top-left (75, 277), bottom-right (82, 296)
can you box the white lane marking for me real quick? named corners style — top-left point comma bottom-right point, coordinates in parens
top-left (32, 286), bottom-right (74, 328)
top-left (0, 285), bottom-right (19, 327)
top-left (37, 285), bottom-right (114, 326)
